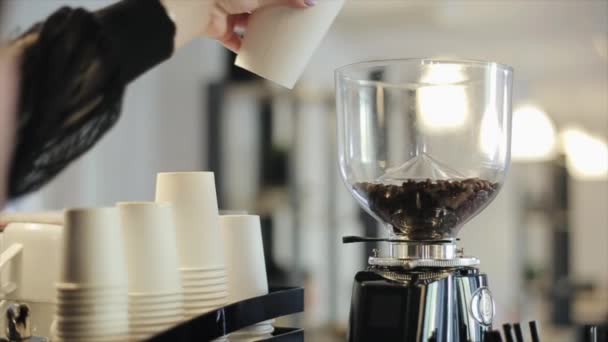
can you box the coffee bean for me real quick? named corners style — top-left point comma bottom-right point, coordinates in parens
top-left (354, 178), bottom-right (499, 239)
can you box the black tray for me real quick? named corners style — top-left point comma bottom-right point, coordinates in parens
top-left (148, 287), bottom-right (304, 341)
top-left (259, 327), bottom-right (304, 341)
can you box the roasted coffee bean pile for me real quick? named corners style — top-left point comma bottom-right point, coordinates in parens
top-left (353, 178), bottom-right (499, 239)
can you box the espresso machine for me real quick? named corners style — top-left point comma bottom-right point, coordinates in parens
top-left (335, 59), bottom-right (514, 342)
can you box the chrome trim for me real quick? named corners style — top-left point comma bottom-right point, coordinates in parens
top-left (368, 256), bottom-right (480, 269)
top-left (389, 241), bottom-right (457, 260)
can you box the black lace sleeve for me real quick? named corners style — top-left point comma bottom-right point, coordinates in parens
top-left (9, 0), bottom-right (175, 198)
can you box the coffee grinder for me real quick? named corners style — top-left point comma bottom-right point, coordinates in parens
top-left (335, 59), bottom-right (513, 342)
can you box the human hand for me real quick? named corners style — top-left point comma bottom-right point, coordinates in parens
top-left (205, 0), bottom-right (314, 51)
top-left (161, 0), bottom-right (315, 51)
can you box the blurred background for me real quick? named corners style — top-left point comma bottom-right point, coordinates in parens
top-left (2, 0), bottom-right (607, 341)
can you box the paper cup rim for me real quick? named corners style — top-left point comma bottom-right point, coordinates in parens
top-left (116, 201), bottom-right (173, 208)
top-left (156, 171), bottom-right (215, 176)
top-left (64, 207), bottom-right (117, 215)
top-left (219, 214), bottom-right (260, 220)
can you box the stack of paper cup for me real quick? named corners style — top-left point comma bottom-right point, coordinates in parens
top-left (117, 202), bottom-right (184, 340)
top-left (155, 172), bottom-right (227, 318)
top-left (221, 215), bottom-right (273, 341)
top-left (52, 208), bottom-right (128, 341)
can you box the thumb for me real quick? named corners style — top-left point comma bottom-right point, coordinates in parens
top-left (258, 0), bottom-right (317, 9)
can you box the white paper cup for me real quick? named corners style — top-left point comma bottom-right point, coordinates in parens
top-left (220, 215), bottom-right (268, 304)
top-left (235, 0), bottom-right (346, 89)
top-left (54, 336), bottom-right (126, 341)
top-left (184, 295), bottom-right (228, 304)
top-left (179, 269), bottom-right (227, 278)
top-left (56, 300), bottom-right (128, 310)
top-left (129, 299), bottom-right (183, 311)
top-left (54, 321), bottom-right (128, 337)
top-left (56, 302), bottom-right (127, 316)
top-left (128, 295), bottom-right (183, 305)
top-left (56, 284), bottom-right (127, 295)
top-left (181, 276), bottom-right (225, 284)
top-left (180, 277), bottom-right (226, 284)
top-left (53, 336), bottom-right (128, 342)
top-left (177, 283), bottom-right (226, 294)
top-left (117, 202), bottom-right (182, 295)
top-left (56, 282), bottom-right (127, 290)
top-left (56, 286), bottom-right (128, 305)
top-left (1, 223), bottom-right (62, 302)
top-left (155, 172), bottom-right (225, 269)
top-left (183, 297), bottom-right (227, 308)
top-left (181, 277), bottom-right (227, 287)
top-left (54, 333), bottom-right (128, 342)
top-left (55, 323), bottom-right (128, 336)
top-left (183, 292), bottom-right (228, 302)
top-left (51, 319), bottom-right (127, 341)
top-left (182, 288), bottom-right (227, 297)
top-left (61, 208), bottom-right (127, 286)
top-left (129, 306), bottom-right (182, 316)
top-left (54, 310), bottom-right (127, 324)
top-left (54, 327), bottom-right (127, 337)
top-left (54, 332), bottom-right (128, 342)
top-left (179, 265), bottom-right (225, 272)
top-left (128, 290), bottom-right (182, 298)
top-left (54, 336), bottom-right (127, 342)
top-left (56, 293), bottom-right (127, 303)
